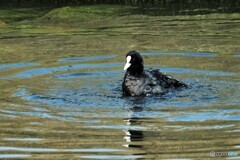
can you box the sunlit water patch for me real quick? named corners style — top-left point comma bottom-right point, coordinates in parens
top-left (0, 154), bottom-right (31, 159)
top-left (1, 52), bottom-right (240, 159)
top-left (234, 54), bottom-right (240, 58)
top-left (1, 138), bottom-right (42, 141)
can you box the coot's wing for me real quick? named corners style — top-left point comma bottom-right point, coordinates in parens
top-left (149, 69), bottom-right (187, 88)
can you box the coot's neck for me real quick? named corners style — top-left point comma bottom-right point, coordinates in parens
top-left (127, 64), bottom-right (144, 76)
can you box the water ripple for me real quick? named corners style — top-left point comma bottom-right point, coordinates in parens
top-left (0, 147), bottom-right (125, 153)
top-left (58, 55), bottom-right (117, 62)
top-left (9, 62), bottom-right (121, 78)
top-left (0, 62), bottom-right (37, 70)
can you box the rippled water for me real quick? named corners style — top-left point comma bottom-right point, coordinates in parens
top-left (0, 52), bottom-right (240, 159)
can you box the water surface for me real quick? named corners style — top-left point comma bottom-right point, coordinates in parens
top-left (0, 51), bottom-right (239, 159)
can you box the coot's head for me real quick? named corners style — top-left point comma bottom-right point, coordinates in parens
top-left (124, 50), bottom-right (144, 75)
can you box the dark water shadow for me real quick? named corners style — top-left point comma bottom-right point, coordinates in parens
top-left (2, 1), bottom-right (239, 16)
top-left (129, 1), bottom-right (240, 16)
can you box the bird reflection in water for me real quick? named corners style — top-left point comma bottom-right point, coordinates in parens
top-left (123, 98), bottom-right (146, 148)
top-left (123, 117), bottom-right (144, 148)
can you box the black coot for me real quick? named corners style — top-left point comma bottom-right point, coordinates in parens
top-left (122, 50), bottom-right (187, 96)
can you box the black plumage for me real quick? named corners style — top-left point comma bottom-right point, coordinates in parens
top-left (122, 50), bottom-right (187, 96)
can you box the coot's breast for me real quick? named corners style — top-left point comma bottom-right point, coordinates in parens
top-left (122, 71), bottom-right (166, 96)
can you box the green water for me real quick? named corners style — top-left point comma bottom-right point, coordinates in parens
top-left (0, 5), bottom-right (240, 159)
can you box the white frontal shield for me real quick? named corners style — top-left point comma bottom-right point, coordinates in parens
top-left (124, 56), bottom-right (131, 70)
